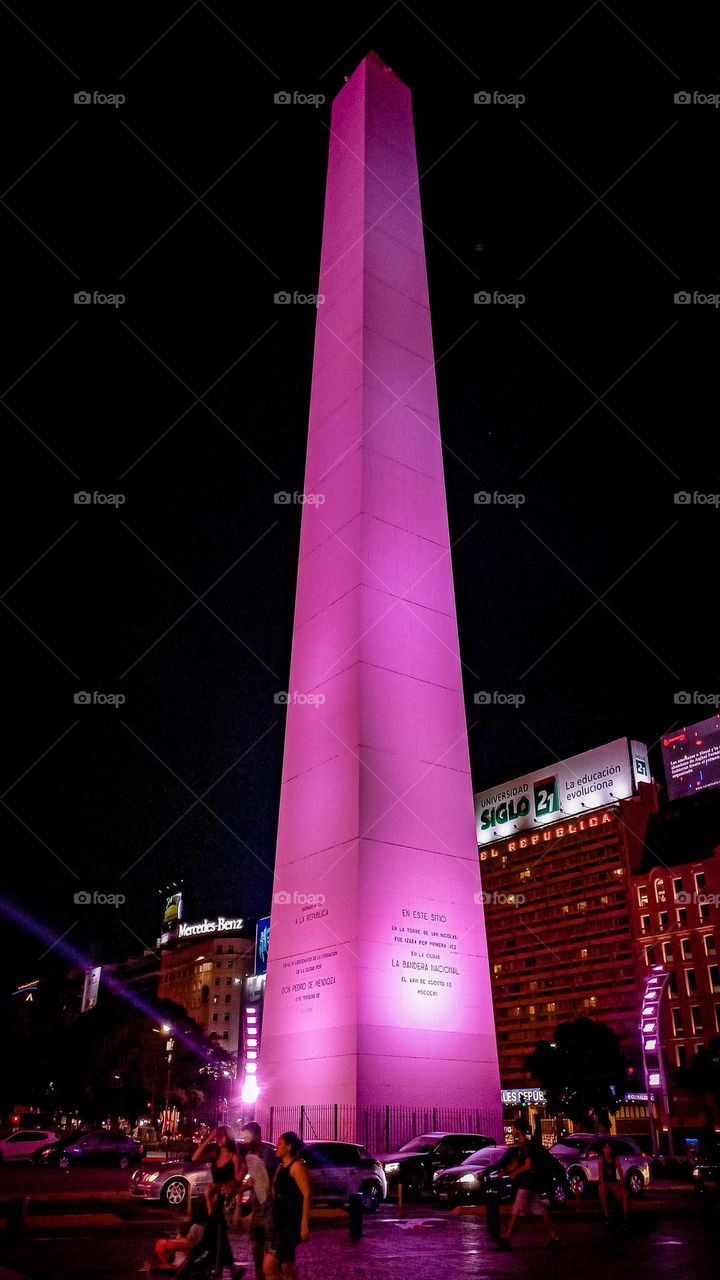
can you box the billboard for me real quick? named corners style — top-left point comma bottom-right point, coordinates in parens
top-left (81, 966), bottom-right (102, 1012)
top-left (661, 715), bottom-right (720, 801)
top-left (475, 737), bottom-right (648, 846)
top-left (163, 892), bottom-right (183, 926)
top-left (255, 916), bottom-right (270, 976)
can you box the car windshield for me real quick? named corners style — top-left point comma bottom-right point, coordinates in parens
top-left (551, 1138), bottom-right (586, 1153)
top-left (461, 1146), bottom-right (509, 1167)
top-left (399, 1137), bottom-right (436, 1153)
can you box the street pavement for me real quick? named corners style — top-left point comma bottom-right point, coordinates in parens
top-left (0, 1191), bottom-right (713, 1280)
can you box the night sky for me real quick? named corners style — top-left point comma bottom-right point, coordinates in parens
top-left (2, 3), bottom-right (718, 990)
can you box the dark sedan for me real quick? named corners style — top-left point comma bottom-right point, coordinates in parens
top-left (433, 1143), bottom-right (569, 1208)
top-left (381, 1132), bottom-right (496, 1197)
top-left (35, 1130), bottom-right (142, 1169)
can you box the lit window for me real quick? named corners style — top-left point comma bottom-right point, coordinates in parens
top-left (681, 938), bottom-right (692, 960)
top-left (709, 964), bottom-right (720, 993)
top-left (637, 885), bottom-right (649, 906)
top-left (547, 1002), bottom-right (556, 1013)
top-left (705, 936), bottom-right (717, 957)
top-left (685, 969), bottom-right (697, 995)
top-left (580, 948), bottom-right (588, 960)
top-left (640, 915), bottom-right (650, 933)
top-left (671, 1007), bottom-right (684, 1035)
top-left (691, 1006), bottom-right (703, 1035)
top-left (673, 877), bottom-right (683, 901)
top-left (659, 911), bottom-right (668, 930)
top-left (695, 872), bottom-right (706, 892)
top-left (655, 879), bottom-right (666, 903)
top-left (662, 941), bottom-right (673, 963)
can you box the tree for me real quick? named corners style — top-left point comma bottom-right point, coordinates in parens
top-left (525, 1017), bottom-right (629, 1128)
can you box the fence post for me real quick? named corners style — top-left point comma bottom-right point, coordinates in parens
top-left (385, 1105), bottom-right (390, 1154)
top-left (300, 1105), bottom-right (305, 1140)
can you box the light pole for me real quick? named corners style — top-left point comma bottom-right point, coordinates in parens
top-left (154, 1024), bottom-right (173, 1157)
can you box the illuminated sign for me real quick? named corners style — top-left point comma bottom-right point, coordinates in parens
top-left (639, 966), bottom-right (670, 1135)
top-left (163, 892), bottom-right (183, 926)
top-left (475, 738), bottom-right (644, 845)
top-left (255, 916), bottom-right (270, 977)
top-left (480, 811), bottom-right (614, 859)
top-left (178, 915), bottom-right (244, 938)
top-left (241, 974), bottom-right (265, 1106)
top-left (12, 979), bottom-right (39, 996)
top-left (81, 966), bottom-right (102, 1012)
top-left (661, 714), bottom-right (720, 801)
top-left (501, 1087), bottom-right (546, 1105)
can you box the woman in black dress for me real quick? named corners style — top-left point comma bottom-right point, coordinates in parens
top-left (263, 1132), bottom-right (312, 1280)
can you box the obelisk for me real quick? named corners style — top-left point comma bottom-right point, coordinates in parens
top-left (259, 52), bottom-right (501, 1135)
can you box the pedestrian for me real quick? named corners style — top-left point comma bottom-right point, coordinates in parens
top-left (193, 1126), bottom-right (245, 1214)
top-left (263, 1132), bottom-right (312, 1280)
top-left (237, 1123), bottom-right (276, 1280)
top-left (495, 1120), bottom-right (560, 1251)
top-left (598, 1140), bottom-right (628, 1228)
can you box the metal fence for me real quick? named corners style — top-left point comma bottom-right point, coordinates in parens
top-left (254, 1103), bottom-right (502, 1152)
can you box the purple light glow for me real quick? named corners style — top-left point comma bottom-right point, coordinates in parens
top-left (259, 53), bottom-right (500, 1123)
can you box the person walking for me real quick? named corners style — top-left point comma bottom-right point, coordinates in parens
top-left (495, 1120), bottom-right (560, 1251)
top-left (193, 1125), bottom-right (245, 1214)
top-left (236, 1122), bottom-right (274, 1280)
top-left (263, 1132), bottom-right (312, 1280)
top-left (598, 1140), bottom-right (629, 1228)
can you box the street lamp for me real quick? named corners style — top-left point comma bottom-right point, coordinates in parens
top-left (154, 1024), bottom-right (174, 1156)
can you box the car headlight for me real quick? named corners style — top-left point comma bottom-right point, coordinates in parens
top-left (142, 1172), bottom-right (160, 1184)
top-left (384, 1163), bottom-right (400, 1174)
top-left (458, 1173), bottom-right (479, 1185)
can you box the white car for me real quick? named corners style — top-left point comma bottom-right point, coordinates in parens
top-left (0, 1129), bottom-right (59, 1163)
top-left (549, 1133), bottom-right (651, 1197)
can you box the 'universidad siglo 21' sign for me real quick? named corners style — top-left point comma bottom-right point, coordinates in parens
top-left (474, 737), bottom-right (650, 846)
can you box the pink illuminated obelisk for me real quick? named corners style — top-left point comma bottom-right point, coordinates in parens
top-left (259, 52), bottom-right (500, 1136)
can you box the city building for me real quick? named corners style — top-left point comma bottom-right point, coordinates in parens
top-left (476, 738), bottom-right (657, 1095)
top-left (157, 912), bottom-right (254, 1072)
top-left (630, 788), bottom-right (720, 1135)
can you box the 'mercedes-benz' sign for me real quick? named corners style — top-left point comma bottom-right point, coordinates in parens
top-left (475, 737), bottom-right (649, 846)
top-left (178, 916), bottom-right (244, 937)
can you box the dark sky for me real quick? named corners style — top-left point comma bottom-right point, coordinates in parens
top-left (2, 2), bottom-right (719, 990)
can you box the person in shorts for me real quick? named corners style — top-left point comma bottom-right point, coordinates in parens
top-left (238, 1123), bottom-right (273, 1280)
top-left (496, 1120), bottom-right (560, 1250)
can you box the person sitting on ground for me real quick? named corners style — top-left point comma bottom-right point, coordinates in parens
top-left (154, 1196), bottom-right (208, 1269)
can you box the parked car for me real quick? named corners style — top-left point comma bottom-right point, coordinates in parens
top-left (549, 1133), bottom-right (650, 1197)
top-left (35, 1130), bottom-right (142, 1170)
top-left (381, 1132), bottom-right (496, 1197)
top-left (433, 1143), bottom-right (569, 1208)
top-left (131, 1141), bottom-right (277, 1208)
top-left (0, 1129), bottom-right (59, 1163)
top-left (302, 1141), bottom-right (387, 1212)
